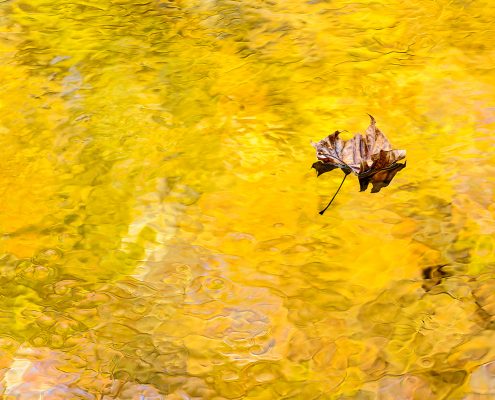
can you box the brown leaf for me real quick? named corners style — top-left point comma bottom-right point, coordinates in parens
top-left (358, 159), bottom-right (407, 193)
top-left (312, 115), bottom-right (406, 193)
top-left (311, 161), bottom-right (339, 177)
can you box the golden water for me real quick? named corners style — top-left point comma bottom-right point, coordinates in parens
top-left (1, 0), bottom-right (495, 398)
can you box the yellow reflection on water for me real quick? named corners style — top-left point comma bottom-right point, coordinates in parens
top-left (0, 0), bottom-right (495, 398)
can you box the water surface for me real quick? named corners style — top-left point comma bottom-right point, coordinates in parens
top-left (1, 0), bottom-right (495, 398)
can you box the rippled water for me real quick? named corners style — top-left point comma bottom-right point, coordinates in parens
top-left (1, 0), bottom-right (495, 398)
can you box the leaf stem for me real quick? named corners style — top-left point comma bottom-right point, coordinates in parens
top-left (319, 173), bottom-right (348, 215)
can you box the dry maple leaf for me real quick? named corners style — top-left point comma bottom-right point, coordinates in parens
top-left (312, 115), bottom-right (406, 214)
